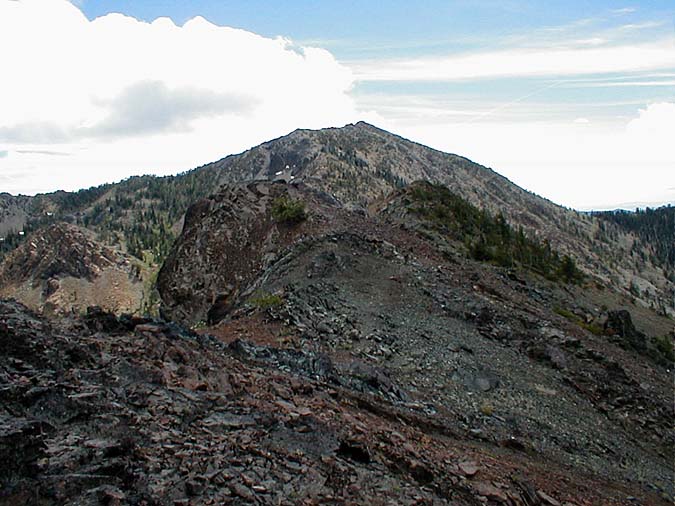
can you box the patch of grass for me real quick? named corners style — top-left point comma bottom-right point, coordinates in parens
top-left (271, 196), bottom-right (307, 224)
top-left (579, 321), bottom-right (605, 336)
top-left (479, 402), bottom-right (495, 416)
top-left (654, 335), bottom-right (675, 363)
top-left (249, 291), bottom-right (284, 310)
top-left (139, 267), bottom-right (161, 317)
top-left (553, 307), bottom-right (576, 320)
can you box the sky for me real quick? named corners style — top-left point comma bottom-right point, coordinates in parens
top-left (0, 0), bottom-right (674, 210)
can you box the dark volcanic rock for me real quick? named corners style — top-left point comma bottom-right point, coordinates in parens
top-left (156, 177), bottom-right (675, 505)
top-left (0, 297), bottom-right (672, 505)
top-left (0, 418), bottom-right (52, 482)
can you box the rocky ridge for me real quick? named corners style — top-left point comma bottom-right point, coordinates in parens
top-left (198, 123), bottom-right (674, 315)
top-left (157, 180), bottom-right (674, 504)
top-left (1, 123), bottom-right (672, 316)
top-left (0, 223), bottom-right (147, 315)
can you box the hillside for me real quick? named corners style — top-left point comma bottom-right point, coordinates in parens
top-left (0, 122), bottom-right (672, 316)
top-left (594, 206), bottom-right (674, 270)
top-left (157, 180), bottom-right (675, 502)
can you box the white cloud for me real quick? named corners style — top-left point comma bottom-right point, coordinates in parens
top-left (0, 0), bottom-right (365, 194)
top-left (626, 102), bottom-right (675, 151)
top-left (618, 21), bottom-right (666, 31)
top-left (16, 149), bottom-right (71, 156)
top-left (0, 122), bottom-right (72, 144)
top-left (573, 37), bottom-right (607, 46)
top-left (611, 8), bottom-right (637, 15)
top-left (85, 80), bottom-right (258, 139)
top-left (564, 80), bottom-right (675, 88)
top-left (352, 40), bottom-right (675, 82)
top-left (380, 101), bottom-right (675, 210)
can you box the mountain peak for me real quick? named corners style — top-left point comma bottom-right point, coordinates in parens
top-left (1, 123), bottom-right (673, 319)
top-left (0, 122), bottom-right (673, 506)
top-left (351, 120), bottom-right (381, 130)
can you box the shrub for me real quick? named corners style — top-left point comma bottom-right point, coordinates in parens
top-left (271, 196), bottom-right (307, 224)
top-left (249, 291), bottom-right (284, 309)
top-left (479, 402), bottom-right (495, 416)
top-left (556, 255), bottom-right (584, 284)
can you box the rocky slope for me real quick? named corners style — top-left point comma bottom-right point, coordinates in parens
top-left (0, 223), bottom-right (147, 315)
top-left (594, 206), bottom-right (674, 275)
top-left (1, 295), bottom-right (672, 505)
top-left (1, 122), bottom-right (672, 316)
top-left (156, 180), bottom-right (674, 504)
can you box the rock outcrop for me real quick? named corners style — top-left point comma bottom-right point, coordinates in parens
top-left (605, 309), bottom-right (647, 351)
top-left (157, 181), bottom-right (338, 325)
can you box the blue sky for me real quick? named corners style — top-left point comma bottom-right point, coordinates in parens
top-left (0, 0), bottom-right (673, 209)
top-left (78, 1), bottom-right (675, 50)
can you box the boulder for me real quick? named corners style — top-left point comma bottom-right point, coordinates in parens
top-left (604, 310), bottom-right (646, 351)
